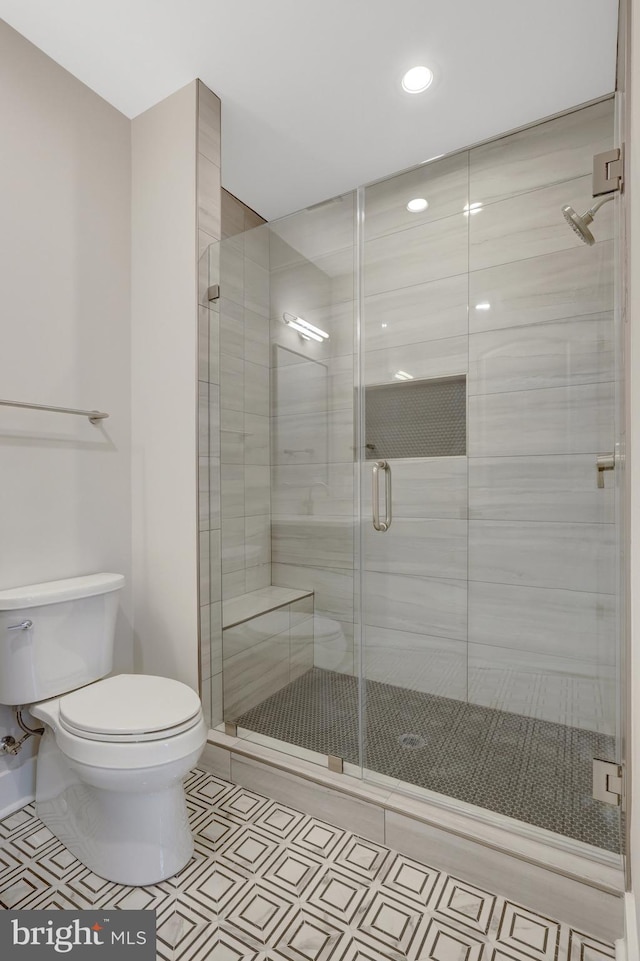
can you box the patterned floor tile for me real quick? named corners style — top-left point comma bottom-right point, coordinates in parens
top-left (0, 769), bottom-right (616, 961)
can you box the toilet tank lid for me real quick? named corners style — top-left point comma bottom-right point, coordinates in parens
top-left (0, 573), bottom-right (125, 610)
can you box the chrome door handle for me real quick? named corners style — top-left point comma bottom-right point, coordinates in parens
top-left (596, 453), bottom-right (615, 488)
top-left (7, 620), bottom-right (32, 631)
top-left (372, 460), bottom-right (392, 532)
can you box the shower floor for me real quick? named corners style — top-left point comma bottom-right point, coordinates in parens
top-left (235, 667), bottom-right (620, 853)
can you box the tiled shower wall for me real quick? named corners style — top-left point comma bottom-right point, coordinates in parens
top-left (269, 206), bottom-right (357, 674)
top-left (361, 99), bottom-right (616, 733)
top-left (267, 101), bottom-right (616, 734)
top-left (196, 81), bottom-right (222, 728)
top-left (219, 190), bottom-right (270, 600)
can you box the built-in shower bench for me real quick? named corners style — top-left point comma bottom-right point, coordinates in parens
top-left (222, 587), bottom-right (315, 721)
top-left (222, 586), bottom-right (313, 629)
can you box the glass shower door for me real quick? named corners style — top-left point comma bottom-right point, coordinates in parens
top-left (359, 99), bottom-right (623, 854)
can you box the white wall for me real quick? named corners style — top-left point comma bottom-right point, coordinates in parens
top-left (0, 21), bottom-right (132, 813)
top-left (131, 83), bottom-right (199, 689)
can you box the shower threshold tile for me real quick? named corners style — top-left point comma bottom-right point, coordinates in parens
top-left (234, 667), bottom-right (620, 853)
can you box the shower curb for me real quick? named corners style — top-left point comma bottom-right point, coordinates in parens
top-left (202, 732), bottom-right (624, 942)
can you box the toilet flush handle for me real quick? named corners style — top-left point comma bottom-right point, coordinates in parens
top-left (7, 620), bottom-right (32, 631)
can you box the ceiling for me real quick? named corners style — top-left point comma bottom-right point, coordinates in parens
top-left (0, 0), bottom-right (618, 221)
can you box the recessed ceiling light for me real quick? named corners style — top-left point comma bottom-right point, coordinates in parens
top-left (474, 303), bottom-right (491, 310)
top-left (401, 66), bottom-right (434, 94)
top-left (381, 323), bottom-right (388, 328)
top-left (464, 202), bottom-right (483, 216)
top-left (407, 198), bottom-right (429, 213)
top-left (394, 370), bottom-right (414, 381)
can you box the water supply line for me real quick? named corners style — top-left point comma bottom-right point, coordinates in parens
top-left (0, 708), bottom-right (44, 756)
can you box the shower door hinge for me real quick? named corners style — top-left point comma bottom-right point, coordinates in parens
top-left (207, 284), bottom-right (220, 302)
top-left (593, 147), bottom-right (624, 196)
top-left (593, 758), bottom-right (623, 806)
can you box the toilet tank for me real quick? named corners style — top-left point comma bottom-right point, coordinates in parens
top-left (0, 573), bottom-right (124, 706)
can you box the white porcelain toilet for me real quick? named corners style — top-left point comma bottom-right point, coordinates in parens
top-left (0, 573), bottom-right (207, 886)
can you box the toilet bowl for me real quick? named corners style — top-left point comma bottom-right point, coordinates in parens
top-left (0, 574), bottom-right (207, 887)
top-left (31, 674), bottom-right (207, 886)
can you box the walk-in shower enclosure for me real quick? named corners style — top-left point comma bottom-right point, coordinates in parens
top-left (202, 97), bottom-right (624, 862)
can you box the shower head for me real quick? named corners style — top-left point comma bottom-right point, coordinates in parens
top-left (561, 194), bottom-right (614, 247)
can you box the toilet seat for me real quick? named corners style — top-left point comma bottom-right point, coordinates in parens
top-left (58, 674), bottom-right (202, 743)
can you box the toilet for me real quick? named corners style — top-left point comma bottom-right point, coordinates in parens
top-left (0, 573), bottom-right (207, 886)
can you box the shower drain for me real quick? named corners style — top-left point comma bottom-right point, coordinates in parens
top-left (398, 733), bottom-right (426, 750)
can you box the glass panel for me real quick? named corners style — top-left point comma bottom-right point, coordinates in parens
top-left (360, 100), bottom-right (623, 853)
top-left (212, 195), bottom-right (359, 769)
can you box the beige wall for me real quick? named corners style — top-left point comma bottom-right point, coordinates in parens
top-left (131, 82), bottom-right (200, 689)
top-left (0, 21), bottom-right (132, 813)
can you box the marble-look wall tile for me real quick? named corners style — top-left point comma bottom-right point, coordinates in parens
top-left (198, 456), bottom-right (209, 532)
top-left (244, 360), bottom-right (270, 415)
top-left (198, 306), bottom-right (209, 382)
top-left (364, 625), bottom-right (467, 701)
top-left (272, 408), bottom-right (353, 465)
top-left (364, 518), bottom-right (467, 580)
top-left (272, 516), bottom-right (353, 570)
top-left (469, 315), bottom-right (613, 395)
top-left (245, 564), bottom-right (271, 592)
top-left (220, 241), bottom-right (244, 305)
top-left (245, 514), bottom-right (270, 567)
top-left (209, 302), bottom-right (220, 385)
top-left (468, 519), bottom-right (615, 594)
top-left (198, 153), bottom-right (221, 238)
top-left (364, 334), bottom-right (467, 385)
top-left (272, 563), bottom-right (352, 620)
top-left (222, 570), bottom-right (245, 599)
top-left (469, 99), bottom-right (613, 206)
top-left (224, 630), bottom-right (291, 718)
top-left (222, 517), bottom-right (245, 574)
top-left (272, 463), bottom-right (354, 518)
top-left (469, 454), bottom-right (614, 523)
top-left (220, 351), bottom-right (244, 412)
top-left (364, 571), bottom-right (467, 640)
top-left (244, 412), bottom-right (270, 465)
top-left (364, 212), bottom-right (468, 297)
top-left (220, 297), bottom-right (244, 358)
top-left (364, 273), bottom-right (468, 352)
top-left (244, 258), bottom-right (270, 317)
top-left (245, 466), bottom-right (270, 516)
top-left (199, 531), bottom-right (210, 601)
top-left (208, 385), bottom-right (220, 459)
top-left (244, 307), bottom-right (270, 366)
top-left (209, 530), bottom-right (221, 603)
top-left (468, 243), bottom-right (613, 334)
top-left (198, 381), bottom-right (209, 458)
top-left (197, 81), bottom-right (221, 167)
top-left (468, 382), bottom-right (614, 456)
top-left (468, 581), bottom-right (615, 663)
top-left (210, 671), bottom-right (223, 727)
top-left (221, 408), bottom-right (245, 464)
top-left (469, 175), bottom-right (614, 272)
top-left (224, 608), bottom-right (290, 660)
top-left (209, 456), bottom-right (221, 530)
top-left (199, 603), bottom-right (211, 679)
top-left (362, 457), bottom-right (467, 520)
top-left (467, 645), bottom-right (615, 734)
top-left (221, 464), bottom-right (244, 518)
top-left (364, 151), bottom-right (468, 240)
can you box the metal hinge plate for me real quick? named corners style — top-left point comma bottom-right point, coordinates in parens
top-left (593, 758), bottom-right (623, 806)
top-left (593, 148), bottom-right (624, 196)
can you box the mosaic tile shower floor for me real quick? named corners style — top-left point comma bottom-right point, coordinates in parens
top-left (0, 770), bottom-right (616, 961)
top-left (235, 668), bottom-right (621, 852)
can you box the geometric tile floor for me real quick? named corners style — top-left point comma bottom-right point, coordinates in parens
top-left (0, 769), bottom-right (616, 961)
top-left (236, 668), bottom-right (621, 852)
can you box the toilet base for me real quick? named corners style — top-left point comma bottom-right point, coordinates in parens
top-left (35, 729), bottom-right (200, 885)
